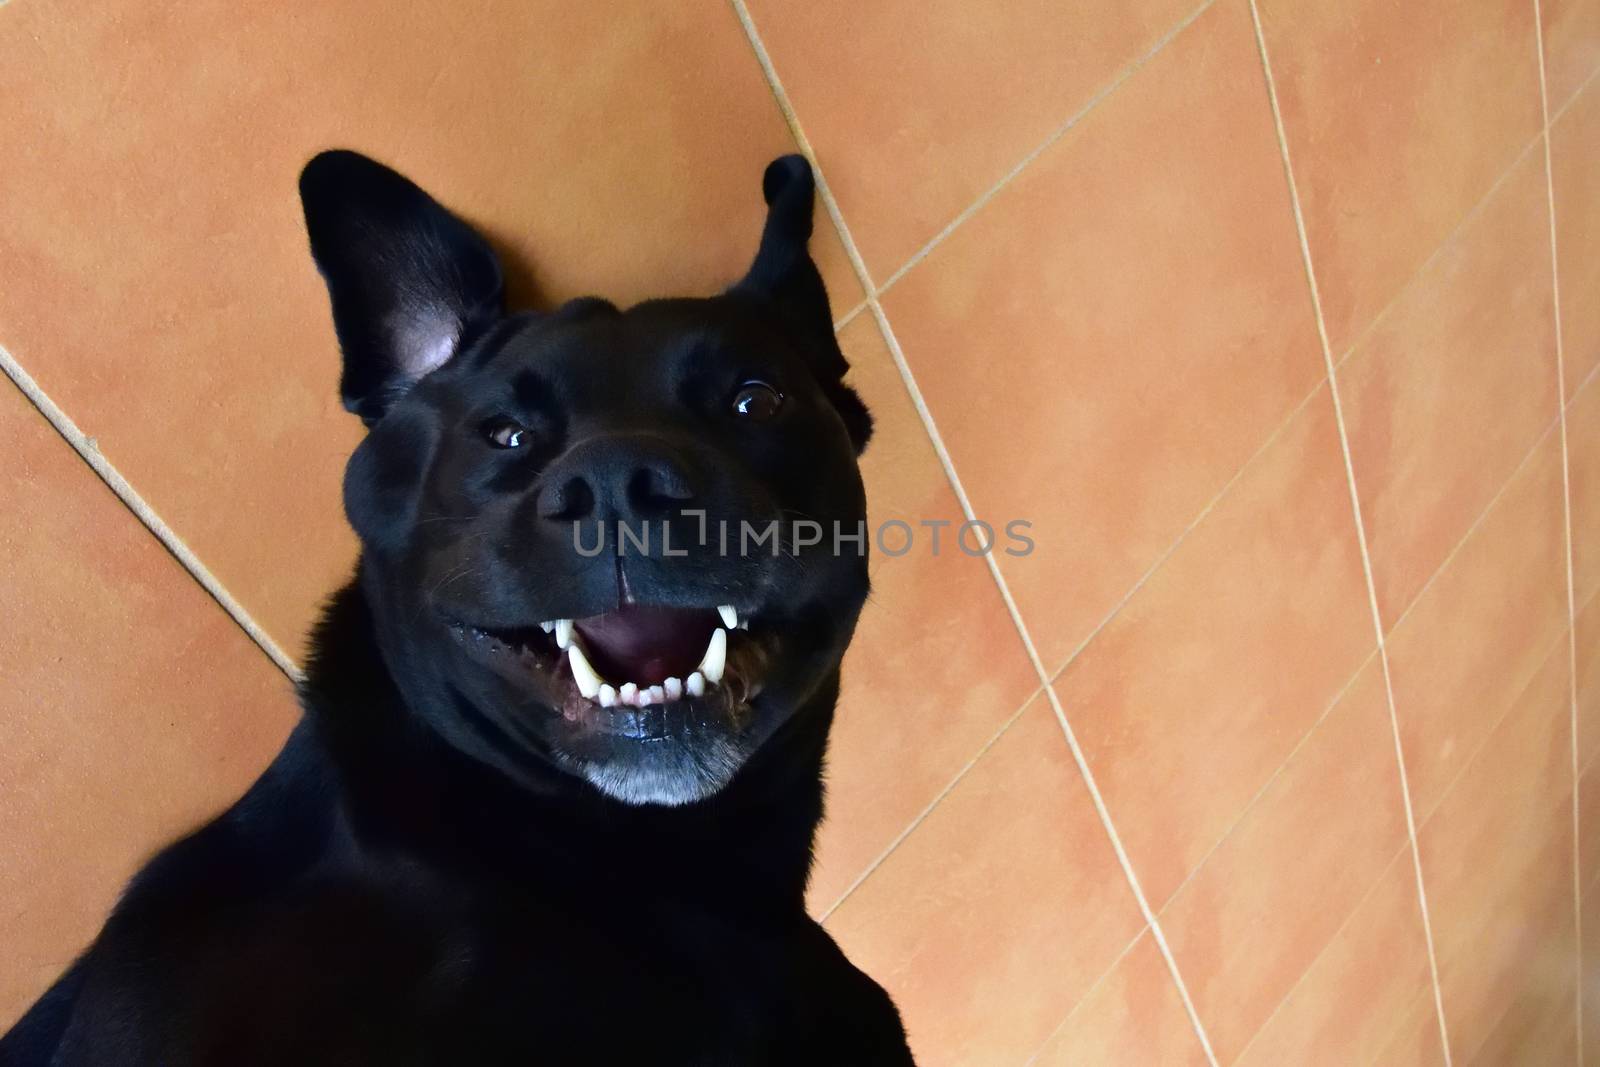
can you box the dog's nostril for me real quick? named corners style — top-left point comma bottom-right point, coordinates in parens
top-left (627, 462), bottom-right (695, 513)
top-left (538, 475), bottom-right (595, 521)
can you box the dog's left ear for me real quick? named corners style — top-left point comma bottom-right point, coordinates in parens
top-left (299, 150), bottom-right (504, 425)
top-left (735, 156), bottom-right (872, 453)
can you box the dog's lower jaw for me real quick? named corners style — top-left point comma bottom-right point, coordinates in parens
top-left (548, 691), bottom-right (768, 807)
top-left (548, 708), bottom-right (759, 807)
top-left (567, 734), bottom-right (748, 807)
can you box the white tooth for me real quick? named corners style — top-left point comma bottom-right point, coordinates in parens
top-left (664, 677), bottom-right (683, 700)
top-left (540, 621), bottom-right (554, 633)
top-left (738, 619), bottom-right (749, 631)
top-left (648, 685), bottom-right (666, 705)
top-left (619, 682), bottom-right (638, 706)
top-left (555, 619), bottom-right (574, 650)
top-left (598, 684), bottom-right (617, 708)
top-left (567, 642), bottom-right (603, 699)
top-left (718, 605), bottom-right (738, 629)
top-left (686, 671), bottom-right (706, 697)
top-left (697, 628), bottom-right (727, 685)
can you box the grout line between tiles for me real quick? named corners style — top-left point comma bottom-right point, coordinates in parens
top-left (868, 193), bottom-right (1231, 1065)
top-left (832, 298), bottom-right (869, 332)
top-left (877, 274), bottom-right (1226, 1067)
top-left (1331, 62), bottom-right (1600, 388)
top-left (728, 0), bottom-right (881, 294)
top-left (1379, 417), bottom-right (1561, 639)
top-left (1371, 988), bottom-right (1455, 1067)
top-left (814, 685), bottom-right (1041, 921)
top-left (870, 0), bottom-right (1217, 297)
top-left (1330, 131), bottom-right (1544, 375)
top-left (1531, 4), bottom-right (1585, 1058)
top-left (1039, 374), bottom-right (1330, 685)
top-left (1412, 626), bottom-right (1574, 838)
top-left (1246, 3), bottom-right (1454, 1063)
top-left (1031, 661), bottom-right (1219, 1065)
top-left (1551, 59), bottom-right (1600, 129)
top-left (0, 343), bottom-right (301, 682)
top-left (1150, 646), bottom-right (1384, 914)
top-left (1329, 53), bottom-right (1595, 385)
top-left (1574, 357), bottom-right (1600, 413)
top-left (1232, 837), bottom-right (1415, 1066)
top-left (1309, 63), bottom-right (1600, 393)
top-left (731, 3), bottom-right (1219, 1060)
top-left (1020, 923), bottom-right (1154, 1066)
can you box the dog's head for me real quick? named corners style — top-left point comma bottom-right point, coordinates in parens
top-left (299, 151), bottom-right (871, 807)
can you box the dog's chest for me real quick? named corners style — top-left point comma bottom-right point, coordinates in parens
top-left (177, 870), bottom-right (833, 1065)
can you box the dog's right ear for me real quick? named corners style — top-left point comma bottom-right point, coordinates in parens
top-left (299, 150), bottom-right (504, 425)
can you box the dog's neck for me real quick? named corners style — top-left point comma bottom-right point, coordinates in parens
top-left (297, 579), bottom-right (831, 915)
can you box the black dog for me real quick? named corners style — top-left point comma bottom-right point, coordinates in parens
top-left (2, 151), bottom-right (913, 1065)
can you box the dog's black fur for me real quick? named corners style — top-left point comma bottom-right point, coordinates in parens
top-left (2, 152), bottom-right (913, 1065)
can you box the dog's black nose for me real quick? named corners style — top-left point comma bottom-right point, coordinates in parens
top-left (536, 434), bottom-right (697, 523)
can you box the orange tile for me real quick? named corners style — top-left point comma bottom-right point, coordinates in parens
top-left (0, 380), bottom-right (297, 1029)
top-left (0, 0), bottom-right (860, 653)
top-left (1050, 389), bottom-right (1372, 908)
top-left (1568, 370), bottom-right (1600, 607)
top-left (1031, 931), bottom-right (1208, 1067)
top-left (883, 0), bottom-right (1327, 674)
top-left (1468, 1005), bottom-right (1578, 1067)
top-left (1542, 0), bottom-right (1600, 113)
top-left (1455, 857), bottom-right (1577, 1066)
top-left (824, 698), bottom-right (1142, 1067)
top-left (1256, 0), bottom-right (1543, 354)
top-left (1160, 658), bottom-right (1407, 1061)
top-left (808, 318), bottom-right (1038, 914)
top-left (1584, 869), bottom-right (1600, 1056)
top-left (743, 0), bottom-right (1200, 281)
top-left (1580, 589), bottom-right (1600, 768)
top-left (1581, 761), bottom-right (1600, 891)
top-left (1338, 147), bottom-right (1560, 622)
top-left (1417, 639), bottom-right (1577, 1061)
top-left (1413, 625), bottom-right (1572, 887)
top-left (1384, 431), bottom-right (1570, 818)
top-left (1553, 76), bottom-right (1600, 394)
top-left (1370, 991), bottom-right (1451, 1067)
top-left (1235, 850), bottom-right (1440, 1067)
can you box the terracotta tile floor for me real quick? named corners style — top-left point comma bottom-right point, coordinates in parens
top-left (3, 0), bottom-right (1598, 1060)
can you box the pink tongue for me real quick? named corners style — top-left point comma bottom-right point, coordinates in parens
top-left (573, 605), bottom-right (719, 686)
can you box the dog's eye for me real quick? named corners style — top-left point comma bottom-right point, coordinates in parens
top-left (731, 381), bottom-right (783, 420)
top-left (483, 418), bottom-right (528, 449)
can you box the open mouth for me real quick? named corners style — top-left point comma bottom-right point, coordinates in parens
top-left (454, 603), bottom-right (764, 714)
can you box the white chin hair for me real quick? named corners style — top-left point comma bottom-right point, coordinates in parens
top-left (578, 736), bottom-right (747, 807)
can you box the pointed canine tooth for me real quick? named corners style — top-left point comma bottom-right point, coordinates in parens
top-left (664, 677), bottom-right (683, 701)
top-left (686, 671), bottom-right (706, 697)
top-left (598, 684), bottom-right (617, 708)
top-left (539, 620), bottom-right (554, 633)
top-left (697, 628), bottom-right (727, 685)
top-left (554, 619), bottom-right (574, 650)
top-left (619, 682), bottom-right (638, 706)
top-left (738, 619), bottom-right (749, 631)
top-left (567, 642), bottom-right (603, 699)
top-left (648, 685), bottom-right (666, 705)
top-left (717, 604), bottom-right (738, 629)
